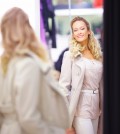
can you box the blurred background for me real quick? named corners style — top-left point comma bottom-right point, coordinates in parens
top-left (0, 0), bottom-right (103, 62)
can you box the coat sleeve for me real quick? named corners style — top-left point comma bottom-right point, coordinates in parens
top-left (98, 75), bottom-right (103, 134)
top-left (14, 57), bottom-right (65, 134)
top-left (0, 113), bottom-right (3, 129)
top-left (0, 68), bottom-right (3, 128)
top-left (59, 51), bottom-right (72, 99)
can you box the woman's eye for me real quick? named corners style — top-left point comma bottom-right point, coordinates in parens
top-left (73, 30), bottom-right (78, 32)
top-left (81, 28), bottom-right (85, 30)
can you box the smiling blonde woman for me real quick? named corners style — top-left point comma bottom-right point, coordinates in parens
top-left (59, 16), bottom-right (103, 134)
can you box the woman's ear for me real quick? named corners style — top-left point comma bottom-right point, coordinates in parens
top-left (89, 30), bottom-right (92, 35)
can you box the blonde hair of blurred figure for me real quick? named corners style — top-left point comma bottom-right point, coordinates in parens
top-left (0, 7), bottom-right (48, 74)
top-left (70, 16), bottom-right (102, 60)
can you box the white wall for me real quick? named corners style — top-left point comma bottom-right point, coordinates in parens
top-left (0, 0), bottom-right (40, 55)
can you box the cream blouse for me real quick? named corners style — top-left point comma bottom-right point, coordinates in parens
top-left (75, 57), bottom-right (103, 119)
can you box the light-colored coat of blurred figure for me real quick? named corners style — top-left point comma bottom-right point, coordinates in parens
top-left (0, 7), bottom-right (70, 134)
top-left (59, 17), bottom-right (103, 134)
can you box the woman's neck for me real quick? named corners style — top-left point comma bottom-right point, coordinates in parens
top-left (80, 38), bottom-right (89, 47)
top-left (82, 49), bottom-right (94, 59)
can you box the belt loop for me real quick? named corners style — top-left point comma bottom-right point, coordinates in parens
top-left (93, 90), bottom-right (96, 94)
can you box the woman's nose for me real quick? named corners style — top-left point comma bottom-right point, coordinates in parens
top-left (77, 30), bottom-right (82, 35)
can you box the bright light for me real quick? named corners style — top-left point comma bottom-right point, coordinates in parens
top-left (55, 8), bottom-right (103, 16)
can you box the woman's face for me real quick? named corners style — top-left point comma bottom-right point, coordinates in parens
top-left (72, 20), bottom-right (90, 44)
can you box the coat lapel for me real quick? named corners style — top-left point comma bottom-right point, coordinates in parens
top-left (69, 56), bottom-right (85, 127)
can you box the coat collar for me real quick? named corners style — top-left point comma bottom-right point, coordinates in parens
top-left (73, 55), bottom-right (85, 68)
top-left (26, 51), bottom-right (52, 74)
top-left (15, 49), bottom-right (52, 74)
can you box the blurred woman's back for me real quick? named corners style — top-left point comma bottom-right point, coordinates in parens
top-left (0, 7), bottom-right (69, 134)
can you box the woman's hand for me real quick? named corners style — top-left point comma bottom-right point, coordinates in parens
top-left (66, 128), bottom-right (76, 134)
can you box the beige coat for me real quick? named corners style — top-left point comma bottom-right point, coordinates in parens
top-left (0, 51), bottom-right (69, 134)
top-left (59, 51), bottom-right (103, 133)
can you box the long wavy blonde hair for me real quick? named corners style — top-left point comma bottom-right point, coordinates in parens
top-left (69, 16), bottom-right (102, 60)
top-left (0, 7), bottom-right (48, 74)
